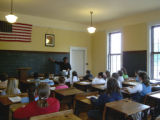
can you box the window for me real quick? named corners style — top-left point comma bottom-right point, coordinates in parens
top-left (108, 32), bottom-right (122, 73)
top-left (151, 25), bottom-right (160, 80)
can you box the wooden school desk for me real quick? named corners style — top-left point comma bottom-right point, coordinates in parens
top-left (103, 99), bottom-right (150, 120)
top-left (30, 109), bottom-right (82, 120)
top-left (9, 103), bottom-right (27, 120)
top-left (144, 91), bottom-right (160, 119)
top-left (54, 87), bottom-right (84, 108)
top-left (121, 88), bottom-right (136, 99)
top-left (74, 91), bottom-right (99, 115)
top-left (145, 90), bottom-right (160, 108)
top-left (0, 93), bottom-right (28, 120)
top-left (0, 86), bottom-right (6, 90)
top-left (0, 93), bottom-right (28, 106)
top-left (91, 84), bottom-right (106, 93)
top-left (73, 81), bottom-right (92, 91)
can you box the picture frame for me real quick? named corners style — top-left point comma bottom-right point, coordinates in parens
top-left (45, 34), bottom-right (55, 47)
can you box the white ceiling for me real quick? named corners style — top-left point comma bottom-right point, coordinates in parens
top-left (0, 0), bottom-right (160, 25)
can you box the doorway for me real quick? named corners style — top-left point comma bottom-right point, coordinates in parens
top-left (70, 47), bottom-right (87, 76)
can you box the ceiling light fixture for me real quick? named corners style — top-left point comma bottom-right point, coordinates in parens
top-left (87, 11), bottom-right (96, 34)
top-left (5, 0), bottom-right (18, 23)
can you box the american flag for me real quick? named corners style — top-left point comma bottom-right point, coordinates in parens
top-left (0, 23), bottom-right (32, 42)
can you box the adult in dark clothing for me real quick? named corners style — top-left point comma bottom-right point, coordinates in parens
top-left (49, 57), bottom-right (71, 73)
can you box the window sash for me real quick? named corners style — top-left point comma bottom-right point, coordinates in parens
top-left (108, 54), bottom-right (121, 73)
top-left (151, 25), bottom-right (160, 80)
top-left (108, 32), bottom-right (122, 73)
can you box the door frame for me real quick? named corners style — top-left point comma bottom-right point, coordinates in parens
top-left (70, 46), bottom-right (87, 76)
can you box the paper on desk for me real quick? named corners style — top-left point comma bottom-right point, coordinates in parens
top-left (50, 87), bottom-right (56, 90)
top-left (80, 82), bottom-right (90, 84)
top-left (8, 96), bottom-right (21, 103)
top-left (86, 95), bottom-right (98, 99)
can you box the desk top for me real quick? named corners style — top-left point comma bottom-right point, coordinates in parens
top-left (122, 81), bottom-right (139, 86)
top-left (10, 103), bottom-right (27, 112)
top-left (74, 81), bottom-right (92, 86)
top-left (148, 91), bottom-right (160, 99)
top-left (92, 85), bottom-right (106, 90)
top-left (105, 99), bottom-right (150, 116)
top-left (45, 113), bottom-right (81, 120)
top-left (34, 113), bottom-right (81, 120)
top-left (0, 86), bottom-right (6, 90)
top-left (149, 93), bottom-right (160, 99)
top-left (54, 88), bottom-right (84, 96)
top-left (0, 93), bottom-right (28, 106)
top-left (30, 110), bottom-right (81, 120)
top-left (150, 80), bottom-right (160, 84)
top-left (75, 92), bottom-right (99, 105)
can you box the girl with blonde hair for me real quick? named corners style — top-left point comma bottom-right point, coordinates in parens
top-left (1, 78), bottom-right (21, 95)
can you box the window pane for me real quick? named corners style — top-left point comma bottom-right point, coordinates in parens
top-left (110, 33), bottom-right (121, 54)
top-left (110, 55), bottom-right (121, 74)
top-left (153, 26), bottom-right (160, 52)
top-left (153, 54), bottom-right (160, 79)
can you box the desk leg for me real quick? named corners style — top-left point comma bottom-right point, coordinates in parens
top-left (9, 110), bottom-right (12, 120)
top-left (102, 107), bottom-right (106, 120)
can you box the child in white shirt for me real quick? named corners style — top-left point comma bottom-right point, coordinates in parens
top-left (70, 71), bottom-right (79, 84)
top-left (1, 78), bottom-right (21, 95)
top-left (40, 73), bottom-right (54, 86)
top-left (118, 71), bottom-right (124, 88)
top-left (104, 70), bottom-right (111, 87)
top-left (92, 72), bottom-right (106, 85)
top-left (112, 73), bottom-right (121, 88)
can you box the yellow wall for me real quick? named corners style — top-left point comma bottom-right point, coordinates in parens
top-left (0, 26), bottom-right (92, 70)
top-left (92, 23), bottom-right (148, 75)
top-left (123, 23), bottom-right (147, 51)
top-left (92, 9), bottom-right (160, 75)
top-left (92, 31), bottom-right (106, 75)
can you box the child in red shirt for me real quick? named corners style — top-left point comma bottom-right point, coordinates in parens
top-left (56, 76), bottom-right (69, 90)
top-left (14, 83), bottom-right (60, 119)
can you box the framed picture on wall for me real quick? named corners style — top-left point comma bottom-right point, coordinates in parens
top-left (45, 34), bottom-right (55, 47)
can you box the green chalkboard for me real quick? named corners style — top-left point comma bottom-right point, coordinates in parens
top-left (0, 50), bottom-right (70, 77)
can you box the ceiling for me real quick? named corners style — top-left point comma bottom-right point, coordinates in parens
top-left (0, 0), bottom-right (160, 25)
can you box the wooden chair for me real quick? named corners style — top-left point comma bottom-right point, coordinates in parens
top-left (73, 91), bottom-right (98, 115)
top-left (30, 109), bottom-right (73, 120)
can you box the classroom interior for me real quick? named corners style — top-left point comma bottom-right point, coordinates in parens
top-left (0, 0), bottom-right (160, 120)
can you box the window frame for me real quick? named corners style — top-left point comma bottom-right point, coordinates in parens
top-left (108, 32), bottom-right (122, 73)
top-left (151, 25), bottom-right (160, 80)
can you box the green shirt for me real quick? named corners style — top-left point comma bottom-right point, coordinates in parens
top-left (123, 74), bottom-right (129, 79)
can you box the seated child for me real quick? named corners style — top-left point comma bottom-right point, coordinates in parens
top-left (0, 73), bottom-right (8, 88)
top-left (21, 83), bottom-right (37, 103)
top-left (1, 78), bottom-right (21, 95)
top-left (56, 76), bottom-right (69, 90)
top-left (70, 71), bottom-right (79, 84)
top-left (92, 72), bottom-right (106, 85)
top-left (40, 73), bottom-right (54, 86)
top-left (121, 67), bottom-right (129, 80)
top-left (83, 70), bottom-right (93, 80)
top-left (31, 72), bottom-right (40, 86)
top-left (14, 83), bottom-right (60, 119)
top-left (135, 70), bottom-right (141, 82)
top-left (125, 71), bottom-right (151, 102)
top-left (118, 71), bottom-right (124, 88)
top-left (88, 78), bottom-right (123, 120)
top-left (104, 70), bottom-right (110, 87)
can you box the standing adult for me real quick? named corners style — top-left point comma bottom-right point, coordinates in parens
top-left (49, 57), bottom-right (71, 75)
